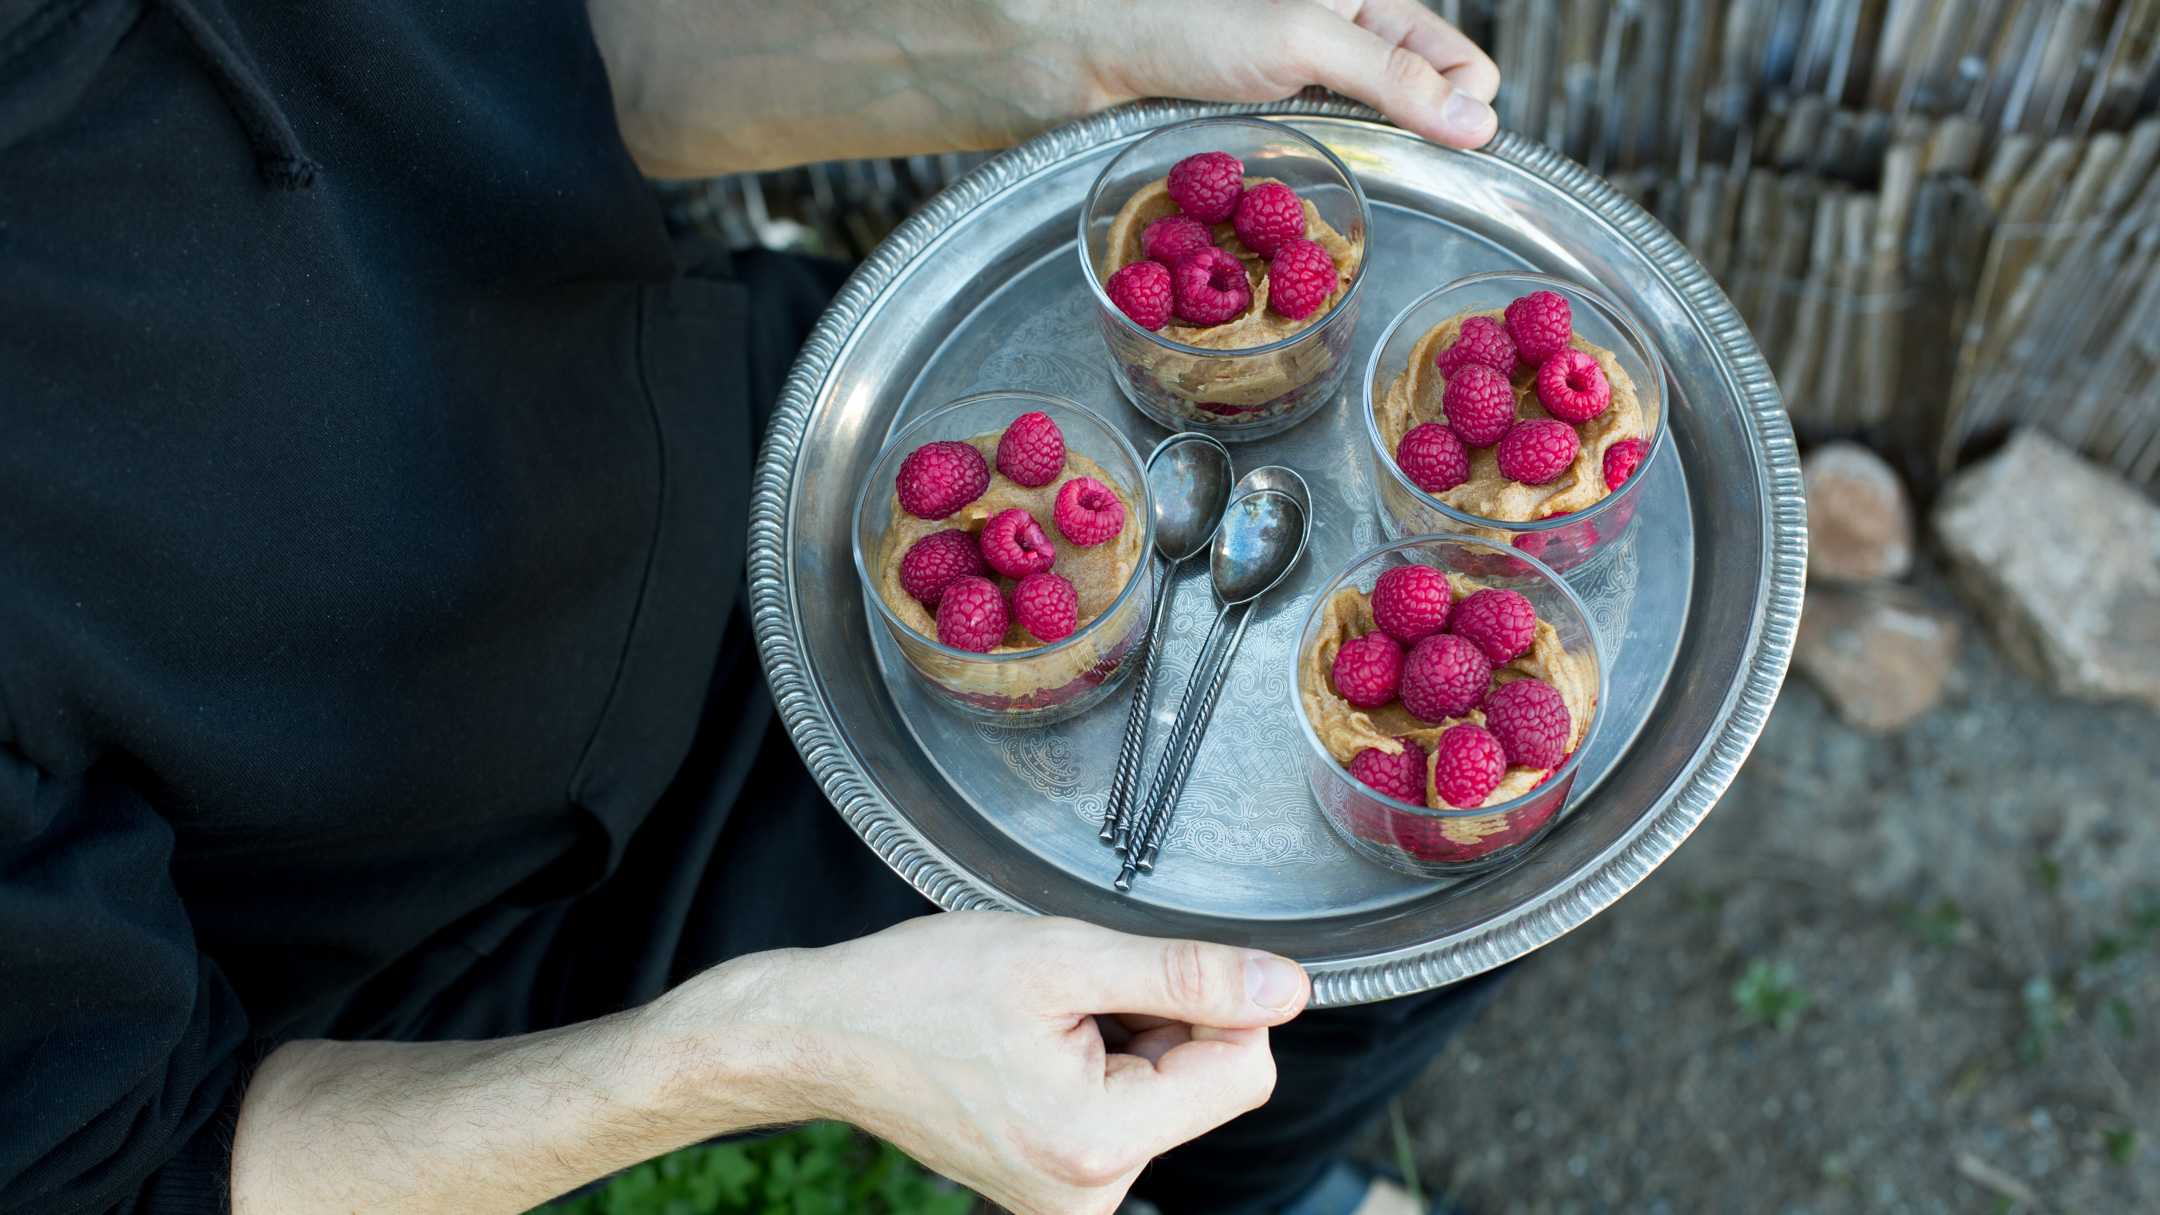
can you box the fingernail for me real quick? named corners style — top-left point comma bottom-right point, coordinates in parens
top-left (1441, 91), bottom-right (1494, 140)
top-left (1245, 953), bottom-right (1303, 1011)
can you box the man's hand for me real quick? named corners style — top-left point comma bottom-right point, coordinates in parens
top-left (591, 0), bottom-right (1500, 177)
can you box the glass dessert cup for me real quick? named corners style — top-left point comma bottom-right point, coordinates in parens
top-left (1078, 116), bottom-right (1370, 441)
top-left (853, 392), bottom-right (1155, 728)
top-left (1362, 272), bottom-right (1668, 573)
top-left (1290, 534), bottom-right (1608, 878)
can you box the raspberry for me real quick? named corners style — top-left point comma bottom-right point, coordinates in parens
top-left (1266, 237), bottom-right (1339, 321)
top-left (1054, 476), bottom-right (1125, 546)
top-left (1396, 422), bottom-right (1469, 495)
top-left (1165, 151), bottom-right (1244, 224)
top-left (1448, 588), bottom-right (1537, 663)
top-left (1231, 181), bottom-right (1306, 258)
top-left (1434, 316), bottom-right (1518, 378)
top-left (1442, 363), bottom-right (1516, 448)
top-left (1495, 418), bottom-right (1580, 485)
top-left (1171, 246), bottom-right (1253, 326)
top-left (895, 440), bottom-right (990, 519)
top-left (1603, 436), bottom-right (1648, 489)
top-left (1349, 737), bottom-right (1428, 806)
top-left (1142, 213), bottom-right (1215, 266)
top-left (1399, 634), bottom-right (1493, 723)
top-left (995, 411), bottom-right (1065, 488)
top-left (1504, 290), bottom-right (1573, 365)
top-left (935, 576), bottom-right (1008, 652)
top-left (980, 508), bottom-right (1057, 578)
top-left (1330, 632), bottom-right (1403, 708)
top-left (1432, 723), bottom-right (1507, 808)
top-left (898, 528), bottom-right (987, 607)
top-left (1106, 260), bottom-right (1174, 331)
top-left (1535, 349), bottom-right (1611, 423)
top-left (1370, 564), bottom-right (1453, 645)
top-left (1010, 571), bottom-right (1079, 643)
top-left (1483, 677), bottom-right (1570, 769)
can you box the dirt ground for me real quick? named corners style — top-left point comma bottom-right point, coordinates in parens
top-left (1355, 570), bottom-right (2160, 1215)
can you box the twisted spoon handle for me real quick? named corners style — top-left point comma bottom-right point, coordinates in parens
top-left (1133, 601), bottom-right (1255, 874)
top-left (1100, 558), bottom-right (1180, 847)
top-left (1113, 602), bottom-right (1231, 859)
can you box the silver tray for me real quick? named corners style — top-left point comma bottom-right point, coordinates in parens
top-left (750, 94), bottom-right (1804, 1006)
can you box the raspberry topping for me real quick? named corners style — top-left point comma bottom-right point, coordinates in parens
top-left (1495, 418), bottom-right (1580, 485)
top-left (1231, 182), bottom-right (1307, 258)
top-left (1434, 316), bottom-right (1519, 378)
top-left (934, 576), bottom-right (1008, 652)
top-left (1370, 564), bottom-right (1453, 645)
top-left (1448, 587), bottom-right (1537, 663)
top-left (1535, 349), bottom-right (1612, 423)
top-left (1442, 363), bottom-right (1517, 448)
top-left (1330, 632), bottom-right (1403, 709)
top-left (1171, 246), bottom-right (1253, 327)
top-left (1399, 633), bottom-right (1494, 723)
top-left (895, 440), bottom-right (990, 519)
top-left (1504, 290), bottom-right (1574, 365)
top-left (897, 528), bottom-right (987, 607)
top-left (1482, 677), bottom-right (1570, 769)
top-left (1010, 571), bottom-right (1079, 643)
top-left (1349, 737), bottom-right (1428, 806)
top-left (1266, 237), bottom-right (1339, 321)
top-left (1165, 151), bottom-right (1245, 224)
top-left (995, 411), bottom-right (1065, 488)
top-left (1603, 436), bottom-right (1648, 488)
top-left (1432, 723), bottom-right (1508, 808)
top-left (1142, 214), bottom-right (1216, 266)
top-left (980, 508), bottom-right (1057, 578)
top-left (1053, 476), bottom-right (1125, 546)
top-left (1106, 260), bottom-right (1174, 331)
top-left (1396, 423), bottom-right (1469, 495)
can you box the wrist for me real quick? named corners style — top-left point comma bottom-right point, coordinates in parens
top-left (636, 948), bottom-right (853, 1135)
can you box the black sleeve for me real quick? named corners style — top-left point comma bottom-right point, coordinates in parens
top-left (0, 750), bottom-right (251, 1215)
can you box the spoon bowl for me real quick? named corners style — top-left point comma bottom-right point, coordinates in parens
top-left (1210, 489), bottom-right (1306, 606)
top-left (1148, 435), bottom-right (1235, 562)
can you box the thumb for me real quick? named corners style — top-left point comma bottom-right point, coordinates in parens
top-left (1039, 923), bottom-right (1311, 1027)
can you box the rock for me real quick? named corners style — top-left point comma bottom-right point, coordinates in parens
top-left (1793, 583), bottom-right (1961, 730)
top-left (1933, 428), bottom-right (2160, 710)
top-left (1803, 441), bottom-right (1914, 582)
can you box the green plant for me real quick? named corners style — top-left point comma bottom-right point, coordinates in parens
top-left (2018, 976), bottom-right (2073, 1062)
top-left (1387, 1098), bottom-right (1423, 1209)
top-left (1733, 961), bottom-right (1810, 1033)
top-left (2103, 1127), bottom-right (2138, 1167)
top-left (531, 1122), bottom-right (977, 1215)
top-left (1898, 898), bottom-right (1966, 948)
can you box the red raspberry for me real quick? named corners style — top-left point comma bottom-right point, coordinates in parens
top-left (895, 440), bottom-right (990, 519)
top-left (1106, 260), bottom-right (1174, 331)
top-left (1399, 634), bottom-right (1493, 723)
top-left (1504, 290), bottom-right (1573, 365)
top-left (1142, 214), bottom-right (1215, 266)
top-left (1165, 151), bottom-right (1244, 224)
top-left (1396, 422), bottom-right (1469, 495)
top-left (1370, 564), bottom-right (1453, 646)
top-left (1171, 246), bottom-right (1253, 326)
top-left (1053, 476), bottom-right (1125, 546)
top-left (980, 508), bottom-right (1057, 578)
top-left (935, 576), bottom-right (1009, 652)
top-left (995, 411), bottom-right (1065, 487)
top-left (1434, 316), bottom-right (1518, 378)
top-left (1349, 737), bottom-right (1428, 806)
top-left (1330, 632), bottom-right (1403, 709)
top-left (1448, 587), bottom-right (1537, 663)
top-left (1266, 237), bottom-right (1339, 322)
top-left (1483, 677), bottom-right (1570, 769)
top-left (1010, 571), bottom-right (1079, 643)
top-left (1442, 363), bottom-right (1516, 448)
top-left (1603, 436), bottom-right (1648, 488)
top-left (898, 528), bottom-right (987, 607)
top-left (1231, 181), bottom-right (1306, 258)
top-left (1432, 723), bottom-right (1507, 808)
top-left (1535, 349), bottom-right (1611, 423)
top-left (1495, 418), bottom-right (1580, 485)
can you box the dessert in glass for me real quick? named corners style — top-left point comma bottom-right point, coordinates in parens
top-left (853, 392), bottom-right (1154, 726)
top-left (1291, 535), bottom-right (1606, 876)
top-left (1079, 116), bottom-right (1369, 441)
top-left (1362, 272), bottom-right (1667, 572)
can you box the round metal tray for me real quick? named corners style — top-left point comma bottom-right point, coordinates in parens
top-left (750, 95), bottom-right (1804, 1006)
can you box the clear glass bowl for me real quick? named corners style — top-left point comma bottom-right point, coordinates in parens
top-left (852, 392), bottom-right (1155, 727)
top-left (1361, 272), bottom-right (1668, 572)
top-left (1078, 116), bottom-right (1370, 441)
top-left (1289, 534), bottom-right (1608, 877)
